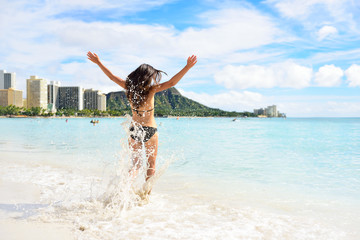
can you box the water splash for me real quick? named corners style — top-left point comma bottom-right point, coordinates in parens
top-left (34, 115), bottom-right (174, 235)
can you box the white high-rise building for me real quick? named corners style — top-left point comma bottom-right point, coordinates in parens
top-left (98, 93), bottom-right (106, 111)
top-left (27, 76), bottom-right (48, 109)
top-left (0, 70), bottom-right (16, 89)
top-left (0, 70), bottom-right (4, 89)
top-left (266, 105), bottom-right (278, 117)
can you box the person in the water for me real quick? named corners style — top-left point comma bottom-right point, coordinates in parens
top-left (87, 51), bottom-right (197, 181)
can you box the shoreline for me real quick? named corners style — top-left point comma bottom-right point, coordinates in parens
top-left (2, 115), bottom-right (359, 119)
top-left (0, 115), bottom-right (223, 119)
top-left (0, 115), bottom-right (285, 119)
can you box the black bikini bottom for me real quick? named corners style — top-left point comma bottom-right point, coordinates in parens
top-left (129, 125), bottom-right (157, 142)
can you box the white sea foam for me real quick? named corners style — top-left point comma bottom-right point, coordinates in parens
top-left (1, 117), bottom-right (359, 239)
top-left (0, 154), bottom-right (352, 239)
top-left (0, 158), bottom-right (350, 239)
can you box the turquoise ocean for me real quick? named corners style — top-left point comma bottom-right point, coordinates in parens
top-left (1, 117), bottom-right (359, 239)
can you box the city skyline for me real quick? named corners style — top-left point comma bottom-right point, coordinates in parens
top-left (1, 0), bottom-right (360, 117)
top-left (0, 70), bottom-right (106, 112)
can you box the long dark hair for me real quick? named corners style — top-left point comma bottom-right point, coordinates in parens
top-left (126, 64), bottom-right (166, 109)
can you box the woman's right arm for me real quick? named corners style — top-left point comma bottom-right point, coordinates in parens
top-left (153, 55), bottom-right (197, 93)
top-left (87, 51), bottom-right (126, 89)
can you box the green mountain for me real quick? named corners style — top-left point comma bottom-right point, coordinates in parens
top-left (106, 87), bottom-right (253, 117)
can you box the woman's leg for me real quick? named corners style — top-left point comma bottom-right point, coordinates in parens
top-left (144, 132), bottom-right (158, 180)
top-left (128, 137), bottom-right (142, 178)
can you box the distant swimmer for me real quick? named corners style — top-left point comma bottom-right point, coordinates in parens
top-left (66, 119), bottom-right (68, 123)
top-left (87, 51), bottom-right (197, 188)
top-left (90, 119), bottom-right (98, 126)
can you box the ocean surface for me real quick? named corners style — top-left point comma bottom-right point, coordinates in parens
top-left (1, 117), bottom-right (360, 239)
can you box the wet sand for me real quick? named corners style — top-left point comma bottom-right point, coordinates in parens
top-left (0, 179), bottom-right (73, 240)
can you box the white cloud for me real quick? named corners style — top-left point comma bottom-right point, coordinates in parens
top-left (0, 1), bottom-right (289, 95)
top-left (307, 48), bottom-right (360, 65)
top-left (178, 8), bottom-right (287, 57)
top-left (266, 0), bottom-right (359, 38)
top-left (178, 89), bottom-right (263, 112)
top-left (267, 0), bottom-right (316, 19)
top-left (277, 101), bottom-right (360, 117)
top-left (0, 3), bottom-right (285, 60)
top-left (265, 94), bottom-right (360, 117)
top-left (345, 64), bottom-right (360, 87)
top-left (178, 89), bottom-right (360, 117)
top-left (214, 61), bottom-right (313, 89)
top-left (216, 50), bottom-right (286, 65)
top-left (314, 64), bottom-right (343, 87)
top-left (317, 25), bottom-right (338, 41)
top-left (8, 0), bottom-right (175, 17)
top-left (326, 101), bottom-right (360, 115)
top-left (266, 0), bottom-right (353, 20)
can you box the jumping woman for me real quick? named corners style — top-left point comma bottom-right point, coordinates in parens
top-left (87, 52), bottom-right (197, 182)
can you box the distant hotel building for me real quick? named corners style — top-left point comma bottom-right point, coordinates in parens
top-left (254, 105), bottom-right (284, 117)
top-left (266, 105), bottom-right (277, 117)
top-left (22, 99), bottom-right (27, 108)
top-left (254, 108), bottom-right (265, 115)
top-left (0, 70), bottom-right (16, 89)
top-left (48, 81), bottom-right (61, 112)
top-left (84, 89), bottom-right (106, 111)
top-left (0, 88), bottom-right (23, 107)
top-left (0, 70), bottom-right (22, 107)
top-left (27, 76), bottom-right (48, 109)
top-left (98, 94), bottom-right (106, 111)
top-left (58, 86), bottom-right (84, 110)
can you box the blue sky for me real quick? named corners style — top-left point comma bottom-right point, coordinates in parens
top-left (1, 0), bottom-right (360, 116)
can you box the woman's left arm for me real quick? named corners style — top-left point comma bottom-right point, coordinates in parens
top-left (87, 51), bottom-right (126, 89)
top-left (152, 55), bottom-right (197, 93)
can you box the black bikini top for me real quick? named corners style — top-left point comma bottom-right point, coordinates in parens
top-left (132, 108), bottom-right (154, 115)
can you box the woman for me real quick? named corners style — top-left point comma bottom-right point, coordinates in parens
top-left (87, 52), bottom-right (197, 181)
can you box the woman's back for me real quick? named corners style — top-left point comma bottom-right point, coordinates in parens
top-left (130, 90), bottom-right (156, 127)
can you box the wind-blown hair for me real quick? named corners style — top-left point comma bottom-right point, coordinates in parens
top-left (126, 64), bottom-right (166, 109)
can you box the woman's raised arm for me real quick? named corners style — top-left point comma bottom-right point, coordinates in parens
top-left (153, 55), bottom-right (197, 93)
top-left (87, 51), bottom-right (126, 89)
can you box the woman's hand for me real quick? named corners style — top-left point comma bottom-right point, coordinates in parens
top-left (153, 55), bottom-right (198, 93)
top-left (87, 51), bottom-right (100, 65)
top-left (87, 51), bottom-right (126, 88)
top-left (186, 55), bottom-right (197, 69)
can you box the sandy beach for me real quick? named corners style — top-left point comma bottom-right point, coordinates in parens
top-left (0, 153), bottom-right (73, 239)
top-left (0, 179), bottom-right (73, 239)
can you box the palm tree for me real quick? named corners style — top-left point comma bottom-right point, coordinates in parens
top-left (6, 105), bottom-right (21, 115)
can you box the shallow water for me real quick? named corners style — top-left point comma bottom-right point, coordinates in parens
top-left (1, 117), bottom-right (359, 239)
